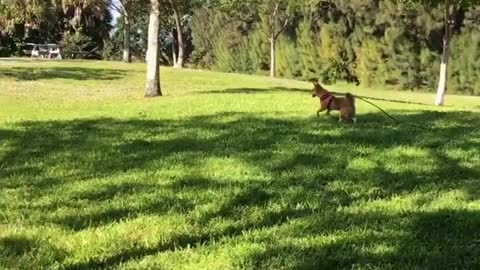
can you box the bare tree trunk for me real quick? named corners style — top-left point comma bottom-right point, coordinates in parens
top-left (270, 36), bottom-right (276, 78)
top-left (72, 5), bottom-right (82, 30)
top-left (435, 0), bottom-right (455, 106)
top-left (145, 0), bottom-right (162, 97)
top-left (170, 0), bottom-right (184, 68)
top-left (268, 1), bottom-right (289, 79)
top-left (123, 12), bottom-right (131, 63)
top-left (171, 30), bottom-right (177, 65)
top-left (435, 37), bottom-right (449, 106)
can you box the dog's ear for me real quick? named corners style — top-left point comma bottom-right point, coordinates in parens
top-left (309, 78), bottom-right (319, 85)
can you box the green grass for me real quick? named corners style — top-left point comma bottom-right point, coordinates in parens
top-left (1, 58), bottom-right (480, 270)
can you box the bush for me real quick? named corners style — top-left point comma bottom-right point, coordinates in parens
top-left (354, 38), bottom-right (385, 87)
top-left (449, 31), bottom-right (480, 95)
top-left (0, 46), bottom-right (11, 57)
top-left (190, 8), bottom-right (227, 68)
top-left (297, 18), bottom-right (322, 80)
top-left (101, 41), bottom-right (120, 61)
top-left (61, 29), bottom-right (92, 58)
top-left (246, 26), bottom-right (269, 72)
top-left (277, 36), bottom-right (302, 79)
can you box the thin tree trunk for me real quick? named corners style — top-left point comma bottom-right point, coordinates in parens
top-left (145, 0), bottom-right (162, 97)
top-left (123, 13), bottom-right (131, 63)
top-left (270, 36), bottom-right (276, 78)
top-left (268, 1), bottom-right (289, 79)
top-left (72, 5), bottom-right (82, 31)
top-left (170, 0), bottom-right (184, 68)
top-left (171, 30), bottom-right (177, 65)
top-left (435, 37), bottom-right (449, 106)
top-left (269, 2), bottom-right (279, 78)
top-left (435, 0), bottom-right (454, 106)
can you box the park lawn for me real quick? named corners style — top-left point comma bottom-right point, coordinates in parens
top-left (0, 58), bottom-right (480, 270)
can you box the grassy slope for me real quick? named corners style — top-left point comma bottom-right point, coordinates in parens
top-left (1, 59), bottom-right (480, 270)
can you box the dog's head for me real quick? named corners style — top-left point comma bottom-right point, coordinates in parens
top-left (309, 78), bottom-right (320, 97)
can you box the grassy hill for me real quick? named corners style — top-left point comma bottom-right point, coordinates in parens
top-left (1, 59), bottom-right (480, 269)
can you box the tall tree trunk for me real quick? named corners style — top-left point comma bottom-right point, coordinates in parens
top-left (171, 30), bottom-right (177, 65)
top-left (72, 5), bottom-right (82, 30)
top-left (123, 13), bottom-right (131, 63)
top-left (435, 36), bottom-right (449, 106)
top-left (435, 0), bottom-right (455, 106)
top-left (270, 36), bottom-right (276, 78)
top-left (145, 0), bottom-right (162, 97)
top-left (268, 2), bottom-right (289, 79)
top-left (269, 2), bottom-right (279, 79)
top-left (170, 0), bottom-right (184, 68)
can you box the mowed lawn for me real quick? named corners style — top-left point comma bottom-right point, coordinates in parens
top-left (1, 59), bottom-right (480, 270)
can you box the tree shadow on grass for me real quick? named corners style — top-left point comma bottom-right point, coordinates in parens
top-left (243, 209), bottom-right (480, 270)
top-left (0, 66), bottom-right (127, 81)
top-left (0, 235), bottom-right (67, 269)
top-left (1, 110), bottom-right (479, 205)
top-left (66, 206), bottom-right (480, 269)
top-left (64, 186), bottom-right (315, 270)
top-left (0, 236), bottom-right (40, 257)
top-left (2, 109), bottom-right (478, 172)
top-left (55, 192), bottom-right (195, 231)
top-left (1, 110), bottom-right (479, 269)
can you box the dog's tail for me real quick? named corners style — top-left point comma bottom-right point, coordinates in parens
top-left (345, 93), bottom-right (355, 107)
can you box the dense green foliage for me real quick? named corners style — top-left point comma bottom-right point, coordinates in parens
top-left (1, 59), bottom-right (480, 269)
top-left (1, 0), bottom-right (479, 94)
top-left (190, 0), bottom-right (480, 94)
top-left (0, 0), bottom-right (112, 58)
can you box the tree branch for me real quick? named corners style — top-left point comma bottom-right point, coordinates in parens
top-left (107, 0), bottom-right (123, 14)
top-left (449, 1), bottom-right (458, 35)
top-left (443, 0), bottom-right (450, 40)
top-left (270, 1), bottom-right (280, 35)
top-left (273, 15), bottom-right (290, 40)
top-left (272, 1), bottom-right (280, 18)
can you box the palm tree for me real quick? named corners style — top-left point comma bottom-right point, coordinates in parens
top-left (0, 0), bottom-right (51, 31)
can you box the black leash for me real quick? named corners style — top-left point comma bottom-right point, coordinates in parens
top-left (353, 96), bottom-right (433, 130)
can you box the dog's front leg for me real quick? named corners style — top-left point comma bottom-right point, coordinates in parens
top-left (317, 107), bottom-right (327, 117)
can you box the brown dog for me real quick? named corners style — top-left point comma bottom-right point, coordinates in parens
top-left (310, 79), bottom-right (356, 123)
